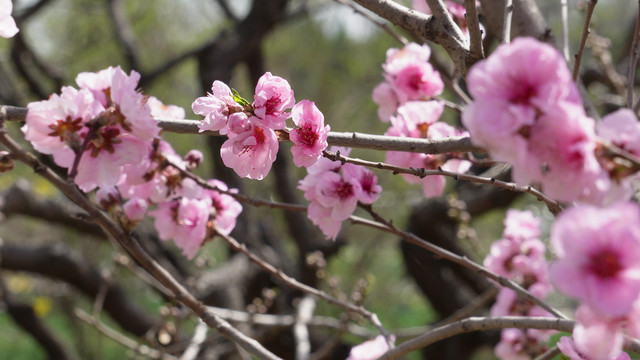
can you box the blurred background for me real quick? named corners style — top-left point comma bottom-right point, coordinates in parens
top-left (0, 0), bottom-right (637, 358)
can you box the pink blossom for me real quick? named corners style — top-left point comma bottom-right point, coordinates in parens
top-left (150, 197), bottom-right (212, 259)
top-left (289, 100), bottom-right (330, 167)
top-left (70, 134), bottom-right (150, 192)
top-left (589, 109), bottom-right (640, 205)
top-left (0, 0), bottom-right (18, 38)
top-left (413, 0), bottom-right (482, 39)
top-left (147, 96), bottom-right (185, 120)
top-left (549, 202), bottom-right (640, 317)
top-left (192, 80), bottom-right (244, 134)
top-left (122, 198), bottom-right (148, 223)
top-left (503, 209), bottom-right (541, 241)
top-left (494, 328), bottom-right (546, 360)
top-left (558, 336), bottom-right (630, 360)
top-left (204, 179), bottom-right (242, 236)
top-left (385, 121), bottom-right (469, 198)
top-left (346, 335), bottom-right (393, 360)
top-left (372, 82), bottom-right (399, 122)
top-left (253, 72), bottom-right (295, 129)
top-left (299, 147), bottom-right (375, 240)
top-left (184, 149), bottom-right (203, 169)
top-left (385, 63), bottom-right (444, 103)
top-left (520, 103), bottom-right (601, 202)
top-left (76, 66), bottom-right (160, 141)
top-left (96, 186), bottom-right (121, 210)
top-left (220, 118), bottom-right (279, 180)
top-left (462, 37), bottom-right (580, 165)
top-left (22, 86), bottom-right (102, 157)
top-left (572, 305), bottom-right (627, 360)
top-left (119, 140), bottom-right (201, 203)
top-left (343, 164), bottom-right (382, 204)
top-left (316, 170), bottom-right (362, 220)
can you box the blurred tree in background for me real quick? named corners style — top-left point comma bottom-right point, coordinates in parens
top-left (0, 0), bottom-right (638, 359)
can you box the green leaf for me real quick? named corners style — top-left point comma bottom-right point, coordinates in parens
top-left (231, 88), bottom-right (251, 107)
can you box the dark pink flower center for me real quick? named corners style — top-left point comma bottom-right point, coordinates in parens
top-left (588, 249), bottom-right (623, 278)
top-left (335, 180), bottom-right (354, 200)
top-left (296, 125), bottom-right (318, 147)
top-left (509, 82), bottom-right (536, 105)
top-left (264, 95), bottom-right (282, 116)
top-left (408, 72), bottom-right (424, 91)
top-left (48, 116), bottom-right (83, 143)
top-left (360, 172), bottom-right (377, 195)
top-left (88, 127), bottom-right (121, 157)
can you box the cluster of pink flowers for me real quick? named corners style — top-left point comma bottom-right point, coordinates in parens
top-left (192, 73), bottom-right (329, 179)
top-left (372, 42), bottom-right (443, 122)
top-left (462, 37), bottom-right (640, 204)
top-left (373, 43), bottom-right (470, 198)
top-left (484, 210), bottom-right (554, 359)
top-left (22, 66), bottom-right (242, 259)
top-left (0, 0), bottom-right (18, 38)
top-left (550, 202), bottom-right (640, 359)
top-left (298, 147), bottom-right (381, 240)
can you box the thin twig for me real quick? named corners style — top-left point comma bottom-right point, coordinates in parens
top-left (573, 0), bottom-right (598, 81)
top-left (0, 105), bottom-right (482, 155)
top-left (534, 346), bottom-right (561, 360)
top-left (349, 211), bottom-right (566, 320)
top-left (216, 230), bottom-right (393, 346)
top-left (333, 0), bottom-right (408, 45)
top-left (75, 308), bottom-right (178, 360)
top-left (501, 0), bottom-right (514, 44)
top-left (294, 296), bottom-right (316, 360)
top-left (180, 320), bottom-right (208, 360)
top-left (628, 0), bottom-right (640, 108)
top-left (560, 0), bottom-right (569, 61)
top-left (323, 150), bottom-right (563, 214)
top-left (465, 0), bottom-right (484, 60)
top-left (378, 316), bottom-right (574, 360)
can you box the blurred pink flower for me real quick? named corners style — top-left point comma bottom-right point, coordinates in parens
top-left (192, 80), bottom-right (244, 134)
top-left (550, 202), bottom-right (640, 317)
top-left (150, 197), bottom-right (212, 259)
top-left (289, 100), bottom-right (330, 167)
top-left (558, 335), bottom-right (630, 360)
top-left (122, 197), bottom-right (148, 223)
top-left (205, 179), bottom-right (242, 236)
top-left (372, 82), bottom-right (399, 122)
top-left (253, 72), bottom-right (295, 130)
top-left (346, 335), bottom-right (393, 360)
top-left (462, 37), bottom-right (580, 165)
top-left (0, 0), bottom-right (18, 38)
top-left (220, 118), bottom-right (279, 180)
top-left (343, 164), bottom-right (382, 204)
top-left (147, 96), bottom-right (185, 120)
top-left (520, 103), bottom-right (601, 202)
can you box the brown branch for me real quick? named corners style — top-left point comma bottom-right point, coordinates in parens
top-left (323, 150), bottom-right (563, 214)
top-left (350, 0), bottom-right (473, 75)
top-left (0, 116), bottom-right (282, 360)
top-left (349, 213), bottom-right (566, 319)
top-left (74, 308), bottom-right (177, 360)
top-left (333, 0), bottom-right (408, 45)
top-left (501, 0), bottom-right (514, 43)
top-left (0, 243), bottom-right (159, 337)
top-left (465, 0), bottom-right (484, 60)
top-left (628, 0), bottom-right (640, 108)
top-left (216, 230), bottom-right (393, 346)
top-left (378, 316), bottom-right (574, 360)
top-left (1, 105), bottom-right (481, 155)
top-left (573, 0), bottom-right (597, 81)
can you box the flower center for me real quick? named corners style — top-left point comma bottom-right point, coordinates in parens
top-left (588, 249), bottom-right (623, 278)
top-left (48, 116), bottom-right (84, 145)
top-left (297, 125), bottom-right (318, 146)
top-left (335, 180), bottom-right (354, 200)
